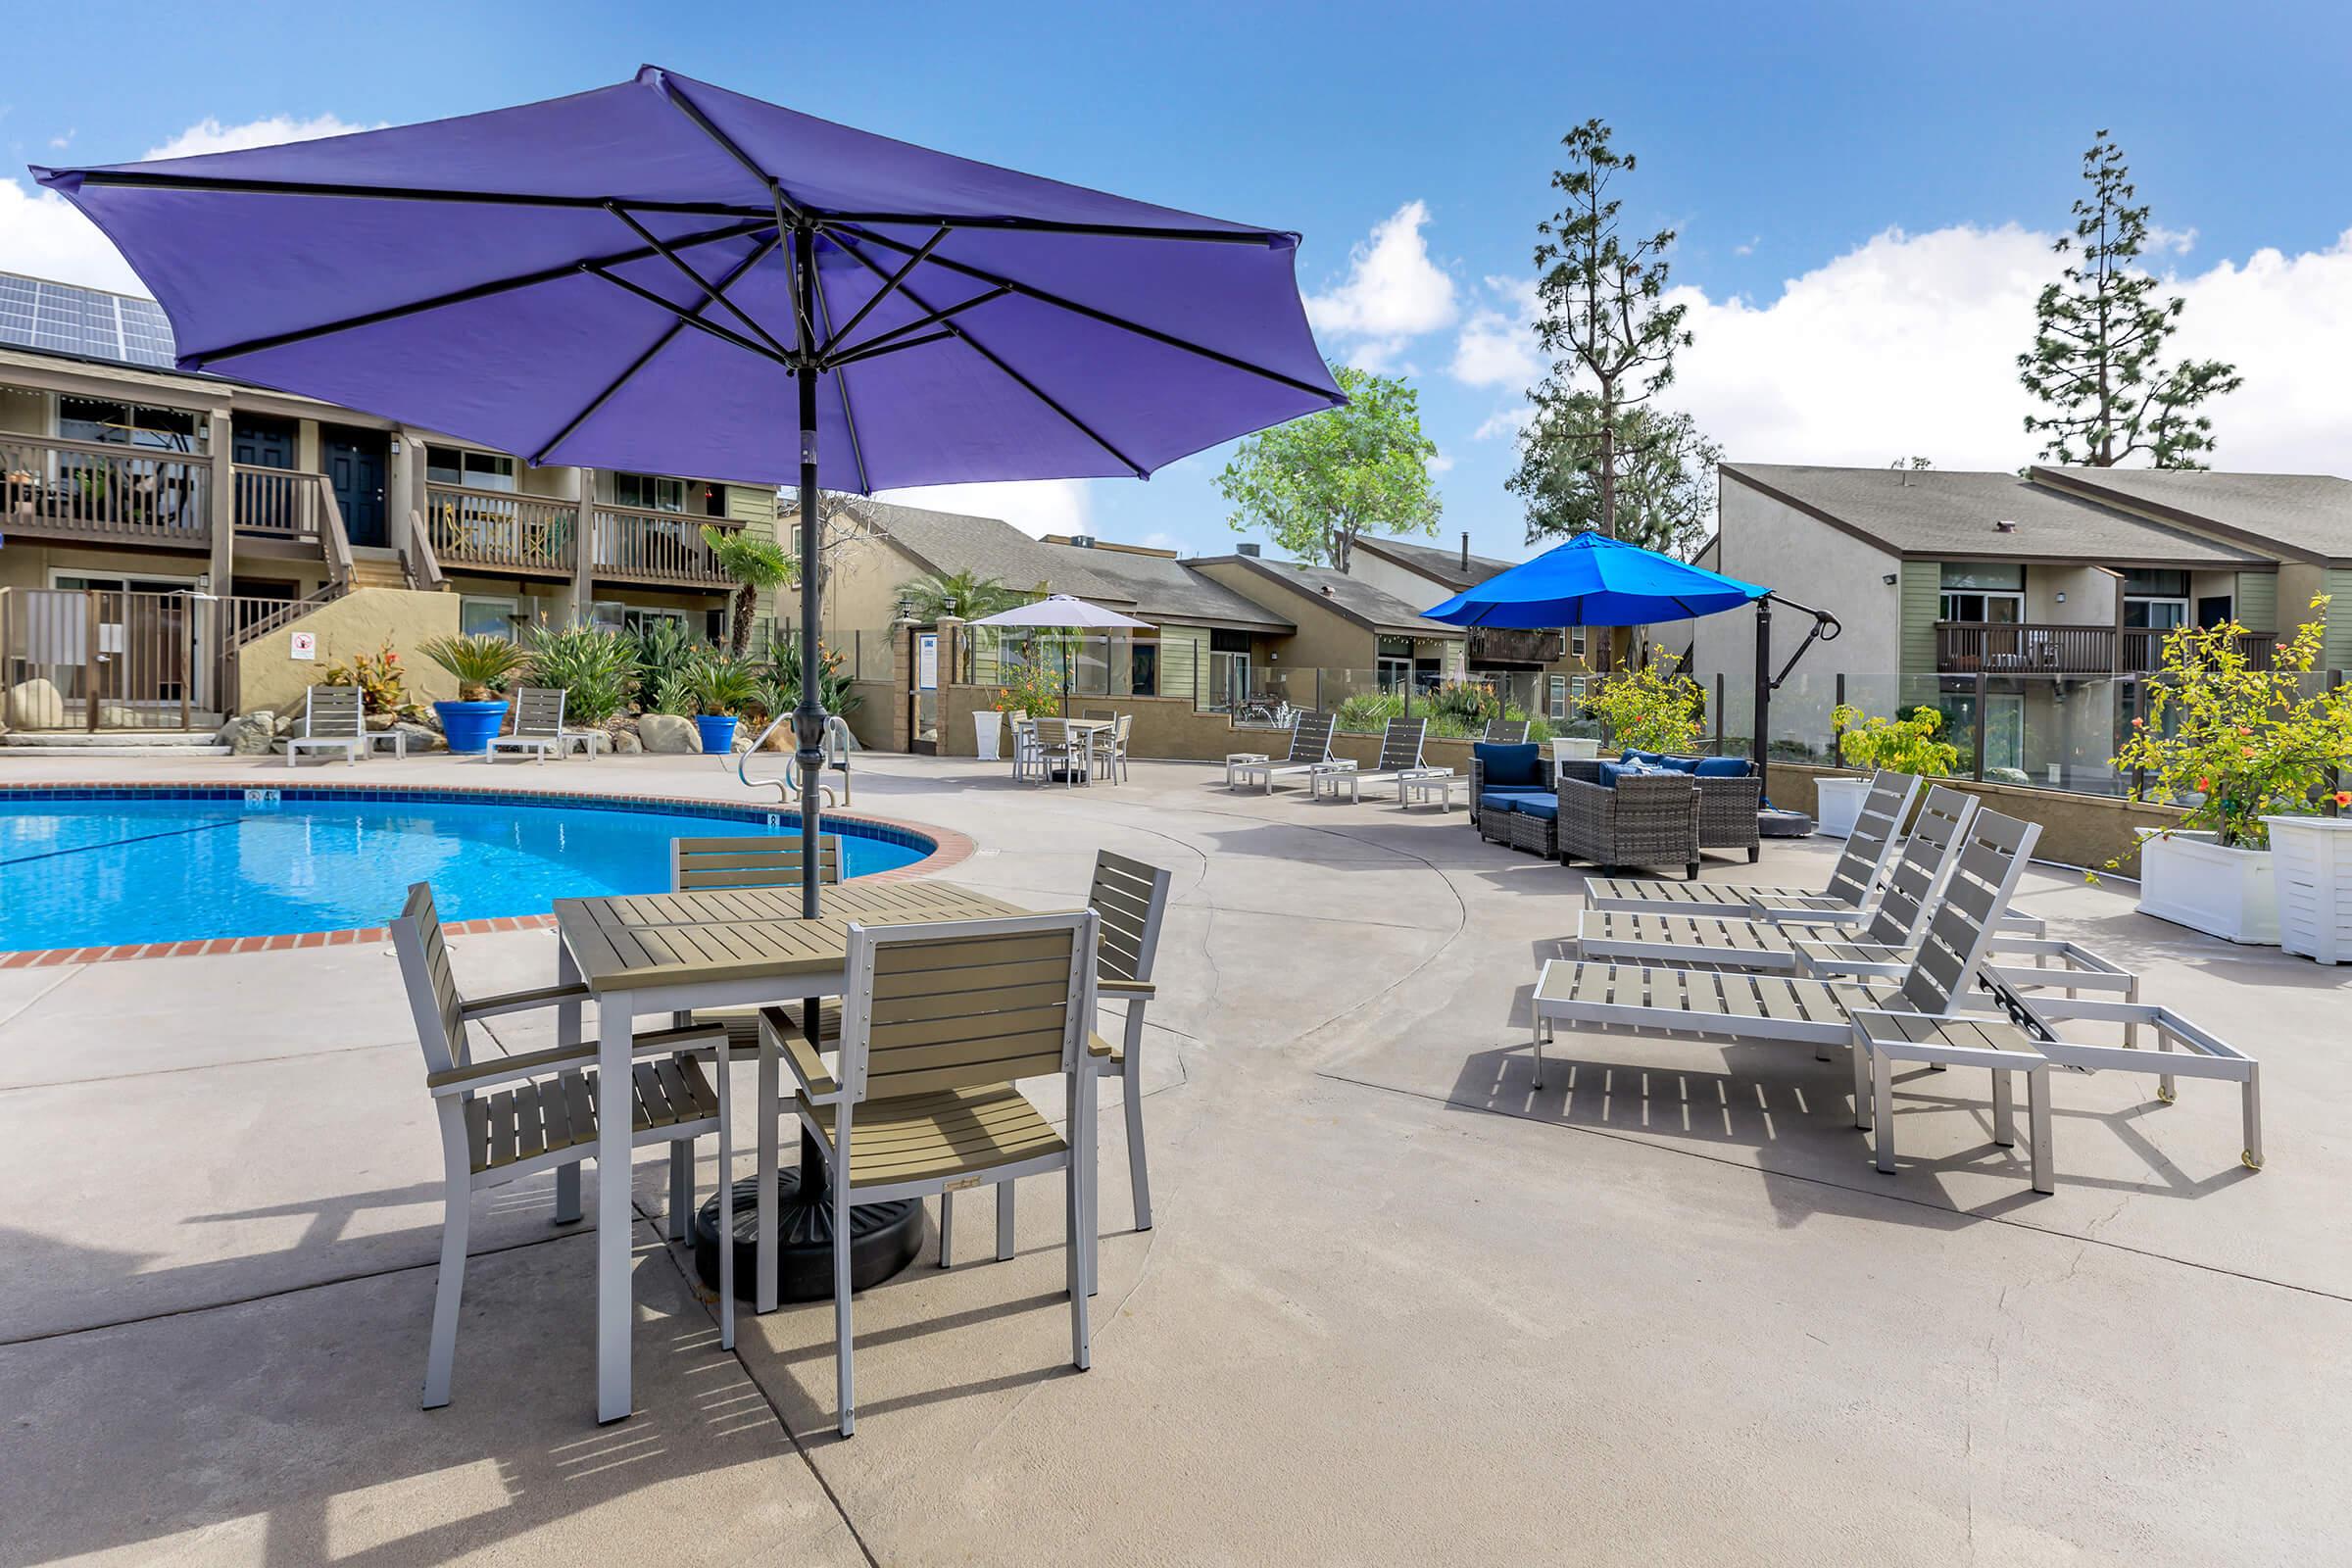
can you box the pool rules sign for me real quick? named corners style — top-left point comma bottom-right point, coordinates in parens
top-left (290, 631), bottom-right (317, 662)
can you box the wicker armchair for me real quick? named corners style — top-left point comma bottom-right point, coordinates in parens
top-left (1469, 749), bottom-right (1554, 835)
top-left (1555, 760), bottom-right (1701, 880)
top-left (1695, 772), bottom-right (1764, 862)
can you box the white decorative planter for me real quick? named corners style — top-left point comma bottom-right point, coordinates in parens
top-left (2135, 829), bottom-right (2279, 946)
top-left (1549, 736), bottom-right (1601, 763)
top-left (972, 710), bottom-right (1004, 762)
top-left (2262, 815), bottom-right (2352, 964)
top-left (1813, 774), bottom-right (1874, 839)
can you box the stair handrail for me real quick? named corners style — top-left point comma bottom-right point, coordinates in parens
top-left (737, 711), bottom-right (853, 808)
top-left (318, 476), bottom-right (355, 588)
top-left (404, 508), bottom-right (447, 591)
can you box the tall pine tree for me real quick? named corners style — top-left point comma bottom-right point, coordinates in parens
top-left (2019, 131), bottom-right (2241, 468)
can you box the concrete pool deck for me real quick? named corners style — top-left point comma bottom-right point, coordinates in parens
top-left (0, 747), bottom-right (2344, 1564)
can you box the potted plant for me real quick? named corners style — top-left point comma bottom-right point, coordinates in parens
top-left (973, 688), bottom-right (1009, 761)
top-left (417, 633), bottom-right (527, 754)
top-left (688, 655), bottom-right (760, 754)
top-left (2111, 599), bottom-right (2352, 947)
top-left (1825, 704), bottom-right (1960, 837)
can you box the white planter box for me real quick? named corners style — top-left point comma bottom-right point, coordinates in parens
top-left (2135, 830), bottom-right (2279, 946)
top-left (972, 710), bottom-right (1004, 762)
top-left (2263, 815), bottom-right (2352, 964)
top-left (1814, 774), bottom-right (1874, 839)
top-left (1548, 737), bottom-right (1601, 763)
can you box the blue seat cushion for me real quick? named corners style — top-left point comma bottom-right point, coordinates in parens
top-left (1693, 756), bottom-right (1753, 778)
top-left (1512, 797), bottom-right (1558, 821)
top-left (1620, 748), bottom-right (1666, 766)
top-left (1598, 760), bottom-right (1670, 787)
top-left (1479, 788), bottom-right (1553, 814)
top-left (1655, 754), bottom-right (1701, 773)
top-left (1474, 742), bottom-right (1544, 789)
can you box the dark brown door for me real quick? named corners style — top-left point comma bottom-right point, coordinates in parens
top-left (320, 425), bottom-right (388, 546)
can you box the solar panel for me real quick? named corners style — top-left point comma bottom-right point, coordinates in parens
top-left (0, 270), bottom-right (180, 369)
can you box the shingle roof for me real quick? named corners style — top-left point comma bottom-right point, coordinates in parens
top-left (1723, 463), bottom-right (2270, 567)
top-left (1196, 555), bottom-right (1465, 636)
top-left (1350, 534), bottom-right (1519, 591)
top-left (1033, 543), bottom-right (1292, 630)
top-left (2032, 466), bottom-right (2352, 566)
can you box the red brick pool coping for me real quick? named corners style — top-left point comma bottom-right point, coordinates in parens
top-left (0, 781), bottom-right (975, 967)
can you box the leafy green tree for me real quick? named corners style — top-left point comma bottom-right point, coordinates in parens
top-left (2019, 131), bottom-right (2242, 468)
top-left (703, 524), bottom-right (799, 659)
top-left (1215, 364), bottom-right (1441, 572)
top-left (1509, 395), bottom-right (1720, 559)
top-left (1527, 120), bottom-right (1691, 541)
top-left (898, 568), bottom-right (1024, 623)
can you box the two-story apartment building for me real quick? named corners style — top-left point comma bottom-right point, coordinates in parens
top-left (1693, 462), bottom-right (2349, 790)
top-left (1345, 532), bottom-right (1591, 713)
top-left (0, 270), bottom-right (779, 726)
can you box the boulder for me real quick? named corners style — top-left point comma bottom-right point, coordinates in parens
top-left (610, 729), bottom-right (644, 755)
top-left (366, 710), bottom-right (395, 731)
top-left (273, 710), bottom-right (305, 737)
top-left (94, 703), bottom-right (142, 728)
top-left (636, 713), bottom-right (701, 754)
top-left (216, 713), bottom-right (278, 756)
top-left (6, 678), bottom-right (65, 730)
top-left (389, 720), bottom-right (443, 754)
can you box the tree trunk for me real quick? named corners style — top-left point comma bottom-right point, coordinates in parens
top-left (1597, 377), bottom-right (1619, 539)
top-left (730, 583), bottom-right (757, 659)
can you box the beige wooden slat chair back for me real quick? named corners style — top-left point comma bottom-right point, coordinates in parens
top-left (1823, 771), bottom-right (1918, 911)
top-left (1857, 784), bottom-right (1980, 947)
top-left (1374, 716), bottom-right (1428, 773)
top-left (508, 685), bottom-right (566, 737)
top-left (1896, 807), bottom-right (2041, 1018)
top-left (671, 833), bottom-right (843, 891)
top-left (306, 683), bottom-right (364, 738)
top-left (802, 909), bottom-right (1101, 1436)
top-left (391, 881), bottom-right (727, 1409)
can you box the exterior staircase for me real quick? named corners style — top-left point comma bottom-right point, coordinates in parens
top-left (346, 549), bottom-right (412, 591)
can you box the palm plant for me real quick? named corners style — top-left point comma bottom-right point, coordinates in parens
top-left (703, 524), bottom-right (799, 657)
top-left (687, 653), bottom-right (761, 718)
top-left (899, 568), bottom-right (1022, 623)
top-left (416, 633), bottom-right (528, 702)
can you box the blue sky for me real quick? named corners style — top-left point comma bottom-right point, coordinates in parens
top-left (6, 1), bottom-right (2349, 564)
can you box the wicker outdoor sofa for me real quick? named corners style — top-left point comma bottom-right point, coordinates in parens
top-left (1475, 745), bottom-right (1765, 878)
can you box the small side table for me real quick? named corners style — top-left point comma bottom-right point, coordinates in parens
top-left (1396, 768), bottom-right (1463, 811)
top-left (1307, 760), bottom-right (1361, 801)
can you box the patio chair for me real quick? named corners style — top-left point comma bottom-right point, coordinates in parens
top-left (392, 882), bottom-right (733, 1409)
top-left (1009, 716), bottom-right (1042, 782)
top-left (669, 833), bottom-right (844, 1312)
top-left (1029, 717), bottom-right (1091, 787)
top-left (1227, 710), bottom-right (1336, 792)
top-left (1583, 771), bottom-right (1920, 916)
top-left (1089, 711), bottom-right (1134, 784)
top-left (1482, 716), bottom-right (1531, 744)
top-left (1312, 716), bottom-right (1427, 803)
top-left (1529, 807), bottom-right (2042, 1088)
top-left (939, 851), bottom-right (1172, 1260)
top-left (487, 685), bottom-right (600, 762)
top-left (285, 683), bottom-right (380, 766)
top-left (1552, 757), bottom-right (1702, 878)
top-left (773, 908), bottom-right (1102, 1438)
top-left (1851, 965), bottom-right (2265, 1192)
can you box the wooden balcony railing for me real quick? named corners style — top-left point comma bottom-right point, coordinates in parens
top-left (2, 433), bottom-right (210, 547)
top-left (591, 503), bottom-right (738, 586)
top-left (424, 483), bottom-right (577, 576)
top-left (1938, 621), bottom-right (2279, 676)
top-left (232, 464), bottom-right (327, 541)
top-left (1467, 626), bottom-right (1565, 665)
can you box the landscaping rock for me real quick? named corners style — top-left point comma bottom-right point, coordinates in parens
top-left (611, 730), bottom-right (643, 755)
top-left (389, 721), bottom-right (443, 754)
top-left (6, 678), bottom-right (65, 729)
top-left (636, 713), bottom-right (701, 754)
top-left (216, 713), bottom-right (278, 756)
top-left (273, 710), bottom-right (304, 737)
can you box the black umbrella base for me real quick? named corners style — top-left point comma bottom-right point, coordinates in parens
top-left (691, 1168), bottom-right (927, 1303)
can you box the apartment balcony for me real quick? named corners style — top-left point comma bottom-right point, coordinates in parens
top-left (1466, 625), bottom-right (1565, 665)
top-left (422, 486), bottom-right (743, 589)
top-left (3, 433), bottom-right (211, 549)
top-left (1936, 621), bottom-right (2277, 676)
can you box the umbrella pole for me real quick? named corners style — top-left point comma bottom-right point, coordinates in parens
top-left (793, 223), bottom-right (825, 923)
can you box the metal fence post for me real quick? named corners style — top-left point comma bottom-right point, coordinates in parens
top-left (1713, 672), bottom-right (1725, 754)
top-left (2130, 679), bottom-right (2147, 801)
top-left (1971, 667), bottom-right (1987, 781)
top-left (2329, 670), bottom-right (2345, 816)
top-left (1831, 672), bottom-right (1845, 766)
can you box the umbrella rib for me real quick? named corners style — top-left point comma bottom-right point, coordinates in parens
top-left (814, 210), bottom-right (1295, 245)
top-left (830, 221), bottom-right (1341, 403)
top-left (806, 261), bottom-right (874, 497)
top-left (823, 287), bottom-right (1010, 366)
top-left (581, 265), bottom-right (796, 368)
top-left (61, 168), bottom-right (770, 216)
top-left (603, 202), bottom-right (792, 359)
top-left (178, 216), bottom-right (773, 367)
top-left (827, 237), bottom-right (1146, 478)
top-left (819, 226), bottom-right (949, 358)
top-left (531, 231), bottom-right (780, 466)
top-left (826, 328), bottom-right (959, 371)
top-left (648, 74), bottom-right (811, 224)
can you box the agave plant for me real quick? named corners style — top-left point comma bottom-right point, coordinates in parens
top-left (525, 624), bottom-right (638, 726)
top-left (687, 653), bottom-right (761, 718)
top-left (416, 633), bottom-right (528, 702)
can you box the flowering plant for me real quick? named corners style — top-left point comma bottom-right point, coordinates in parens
top-left (2109, 597), bottom-right (2352, 853)
top-left (1581, 647), bottom-right (1705, 756)
top-left (993, 659), bottom-right (1062, 719)
top-left (1833, 704), bottom-right (1960, 778)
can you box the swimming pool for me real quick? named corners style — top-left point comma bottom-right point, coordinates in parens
top-left (0, 787), bottom-right (934, 953)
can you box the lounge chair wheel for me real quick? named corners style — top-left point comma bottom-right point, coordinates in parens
top-left (2242, 1150), bottom-right (2263, 1170)
top-left (2156, 1085), bottom-right (2178, 1104)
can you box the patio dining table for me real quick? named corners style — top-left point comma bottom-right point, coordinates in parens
top-left (553, 875), bottom-right (1049, 1424)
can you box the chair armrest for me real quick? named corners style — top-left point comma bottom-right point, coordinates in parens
top-left (459, 981), bottom-right (593, 1020)
top-left (1098, 977), bottom-right (1155, 997)
top-left (427, 1041), bottom-right (595, 1094)
top-left (758, 1005), bottom-right (841, 1101)
top-left (628, 1022), bottom-right (729, 1056)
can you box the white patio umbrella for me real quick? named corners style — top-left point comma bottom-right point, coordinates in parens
top-left (967, 593), bottom-right (1152, 629)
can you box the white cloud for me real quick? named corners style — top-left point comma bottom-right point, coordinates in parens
top-left (1734, 236), bottom-right (1758, 257)
top-left (0, 114), bottom-right (380, 295)
top-left (873, 478), bottom-right (1092, 540)
top-left (1305, 200), bottom-right (1456, 372)
top-left (1427, 450), bottom-right (1455, 475)
top-left (1449, 274), bottom-right (1540, 389)
top-left (1472, 406), bottom-right (1534, 443)
top-left (46, 130), bottom-right (73, 151)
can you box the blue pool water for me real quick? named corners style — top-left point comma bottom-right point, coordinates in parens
top-left (0, 788), bottom-right (931, 951)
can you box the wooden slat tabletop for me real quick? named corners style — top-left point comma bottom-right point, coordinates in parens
top-left (557, 880), bottom-right (1045, 994)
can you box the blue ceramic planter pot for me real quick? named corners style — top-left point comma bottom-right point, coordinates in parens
top-left (435, 700), bottom-right (509, 755)
top-left (695, 714), bottom-right (740, 755)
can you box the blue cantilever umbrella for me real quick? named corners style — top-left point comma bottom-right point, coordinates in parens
top-left (1421, 530), bottom-right (1838, 792)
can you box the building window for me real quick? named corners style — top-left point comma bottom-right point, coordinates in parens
top-left (426, 446), bottom-right (516, 492)
top-left (58, 397), bottom-right (200, 452)
top-left (1376, 634), bottom-right (1413, 694)
top-left (612, 471), bottom-right (687, 513)
top-left (1547, 674), bottom-right (1569, 720)
top-left (1131, 643), bottom-right (1158, 698)
top-left (2122, 568), bottom-right (2191, 631)
top-left (460, 596), bottom-right (518, 640)
top-left (1938, 563), bottom-right (2025, 625)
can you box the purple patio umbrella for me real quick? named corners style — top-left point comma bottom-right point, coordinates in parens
top-left (35, 64), bottom-right (1343, 918)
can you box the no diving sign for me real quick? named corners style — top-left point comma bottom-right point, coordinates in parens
top-left (291, 631), bottom-right (317, 662)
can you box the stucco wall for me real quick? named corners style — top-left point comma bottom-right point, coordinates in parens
top-left (2027, 564), bottom-right (2116, 624)
top-left (234, 587), bottom-right (462, 716)
top-left (1767, 761), bottom-right (2186, 872)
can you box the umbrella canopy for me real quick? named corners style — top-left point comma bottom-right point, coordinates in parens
top-left (969, 594), bottom-right (1152, 629)
top-left (1420, 531), bottom-right (1767, 629)
top-left (32, 65), bottom-right (1342, 490)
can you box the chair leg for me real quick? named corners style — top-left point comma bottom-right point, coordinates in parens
top-left (996, 1181), bottom-right (1015, 1262)
top-left (758, 1040), bottom-right (780, 1312)
top-left (1124, 1058), bottom-right (1152, 1233)
top-left (2026, 1067), bottom-right (2054, 1194)
top-left (1747, 846), bottom-right (1760, 862)
top-left (1991, 1068), bottom-right (2016, 1148)
top-left (421, 1188), bottom-right (469, 1409)
top-left (833, 1178), bottom-right (856, 1439)
top-left (667, 1142), bottom-right (692, 1242)
top-left (1687, 861), bottom-right (1700, 881)
top-left (1851, 1041), bottom-right (1872, 1130)
top-left (938, 1191), bottom-right (955, 1264)
top-left (1065, 1166), bottom-right (1091, 1372)
top-left (1872, 1050), bottom-right (1897, 1173)
top-left (554, 1160), bottom-right (582, 1225)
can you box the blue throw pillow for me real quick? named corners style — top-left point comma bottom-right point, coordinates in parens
top-left (1656, 754), bottom-right (1702, 774)
top-left (1474, 742), bottom-right (1543, 790)
top-left (1596, 760), bottom-right (1644, 787)
top-left (1693, 756), bottom-right (1753, 779)
top-left (1620, 748), bottom-right (1667, 767)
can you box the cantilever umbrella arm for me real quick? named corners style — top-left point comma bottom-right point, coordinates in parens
top-left (1752, 592), bottom-right (1843, 796)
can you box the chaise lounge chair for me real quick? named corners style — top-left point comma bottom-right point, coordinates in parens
top-left (488, 685), bottom-right (602, 762)
top-left (1313, 716), bottom-right (1428, 803)
top-left (1227, 710), bottom-right (1336, 792)
top-left (1529, 807), bottom-right (2042, 1087)
top-left (287, 683), bottom-right (404, 765)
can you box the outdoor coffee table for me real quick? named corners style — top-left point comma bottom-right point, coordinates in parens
top-left (554, 876), bottom-right (1045, 1424)
top-left (1396, 768), bottom-right (1464, 811)
top-left (1304, 759), bottom-right (1360, 800)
